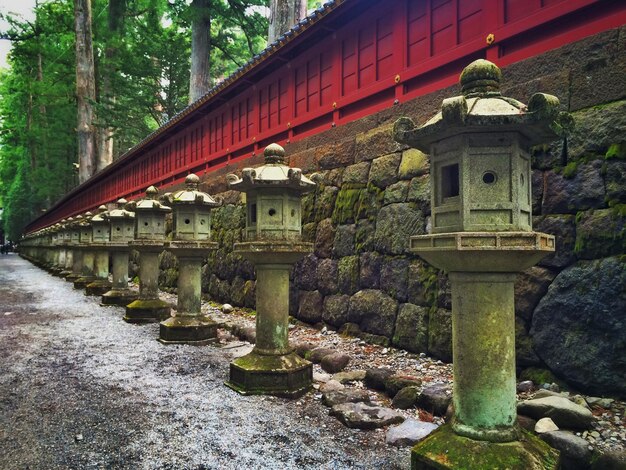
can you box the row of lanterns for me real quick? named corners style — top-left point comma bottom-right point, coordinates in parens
top-left (20, 143), bottom-right (315, 398)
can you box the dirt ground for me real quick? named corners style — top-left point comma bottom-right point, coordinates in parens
top-left (0, 254), bottom-right (408, 470)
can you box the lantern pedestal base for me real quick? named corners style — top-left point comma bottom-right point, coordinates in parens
top-left (101, 288), bottom-right (138, 307)
top-left (73, 276), bottom-right (96, 289)
top-left (158, 315), bottom-right (218, 345)
top-left (124, 298), bottom-right (171, 323)
top-left (85, 279), bottom-right (112, 296)
top-left (65, 273), bottom-right (81, 282)
top-left (411, 425), bottom-right (559, 470)
top-left (225, 350), bottom-right (312, 399)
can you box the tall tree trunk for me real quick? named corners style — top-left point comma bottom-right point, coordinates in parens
top-left (268, 0), bottom-right (306, 44)
top-left (189, 0), bottom-right (211, 104)
top-left (75, 0), bottom-right (96, 184)
top-left (37, 52), bottom-right (49, 169)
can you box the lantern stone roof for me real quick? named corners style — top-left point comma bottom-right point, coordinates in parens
top-left (105, 198), bottom-right (135, 221)
top-left (91, 205), bottom-right (109, 224)
top-left (134, 186), bottom-right (171, 213)
top-left (165, 174), bottom-right (220, 207)
top-left (78, 212), bottom-right (93, 226)
top-left (226, 143), bottom-right (316, 193)
top-left (394, 59), bottom-right (563, 151)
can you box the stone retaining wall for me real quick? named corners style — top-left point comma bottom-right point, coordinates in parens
top-left (155, 27), bottom-right (626, 397)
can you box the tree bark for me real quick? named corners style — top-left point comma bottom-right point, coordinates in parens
top-left (189, 0), bottom-right (211, 104)
top-left (268, 0), bottom-right (306, 44)
top-left (75, 0), bottom-right (96, 183)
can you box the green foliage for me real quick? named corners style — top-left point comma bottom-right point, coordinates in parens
top-left (0, 0), bottom-right (269, 240)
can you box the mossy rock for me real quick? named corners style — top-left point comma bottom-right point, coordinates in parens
top-left (574, 208), bottom-right (626, 259)
top-left (519, 367), bottom-right (567, 390)
top-left (412, 425), bottom-right (559, 469)
top-left (332, 184), bottom-right (365, 224)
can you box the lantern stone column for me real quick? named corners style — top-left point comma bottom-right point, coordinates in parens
top-left (395, 59), bottom-right (563, 469)
top-left (125, 186), bottom-right (171, 323)
top-left (101, 199), bottom-right (138, 306)
top-left (159, 174), bottom-right (220, 345)
top-left (225, 143), bottom-right (315, 398)
top-left (59, 220), bottom-right (74, 278)
top-left (66, 216), bottom-right (83, 282)
top-left (74, 212), bottom-right (96, 289)
top-left (86, 206), bottom-right (113, 296)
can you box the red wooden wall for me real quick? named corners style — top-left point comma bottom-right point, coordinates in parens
top-left (26, 0), bottom-right (626, 232)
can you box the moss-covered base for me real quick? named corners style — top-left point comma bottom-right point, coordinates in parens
top-left (101, 289), bottom-right (138, 307)
top-left (65, 273), bottom-right (81, 282)
top-left (225, 351), bottom-right (313, 399)
top-left (73, 276), bottom-right (96, 289)
top-left (411, 425), bottom-right (560, 470)
top-left (85, 280), bottom-right (112, 296)
top-left (124, 298), bottom-right (171, 323)
top-left (158, 315), bottom-right (219, 345)
top-left (59, 270), bottom-right (72, 278)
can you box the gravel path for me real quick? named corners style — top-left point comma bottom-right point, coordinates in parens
top-left (0, 254), bottom-right (408, 470)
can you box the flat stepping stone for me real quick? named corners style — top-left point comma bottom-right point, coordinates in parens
top-left (386, 418), bottom-right (439, 447)
top-left (330, 402), bottom-right (405, 429)
top-left (517, 396), bottom-right (593, 429)
top-left (322, 389), bottom-right (371, 407)
top-left (333, 370), bottom-right (366, 383)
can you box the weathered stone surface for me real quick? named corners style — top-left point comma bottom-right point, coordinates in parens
top-left (428, 308), bottom-right (452, 363)
top-left (517, 380), bottom-right (535, 393)
top-left (321, 294), bottom-right (350, 327)
top-left (315, 218), bottom-right (336, 259)
top-left (369, 152), bottom-right (401, 189)
top-left (318, 139), bottom-right (356, 169)
top-left (323, 168), bottom-right (344, 187)
top-left (316, 258), bottom-right (338, 295)
top-left (302, 222), bottom-right (317, 243)
top-left (294, 254), bottom-right (318, 291)
top-left (333, 224), bottom-right (356, 258)
top-left (242, 280), bottom-right (255, 308)
top-left (398, 148), bottom-right (429, 180)
top-left (392, 386), bottom-right (420, 409)
top-left (575, 208), bottom-right (626, 260)
top-left (333, 370), bottom-right (366, 383)
top-left (416, 384), bottom-right (452, 417)
top-left (374, 203), bottom-right (425, 255)
top-left (385, 375), bottom-right (422, 398)
top-left (359, 252), bottom-right (382, 289)
top-left (534, 215), bottom-right (577, 269)
top-left (380, 257), bottom-right (409, 302)
top-left (535, 417), bottom-right (559, 434)
top-left (517, 396), bottom-right (593, 429)
top-left (297, 290), bottom-right (323, 324)
top-left (383, 180), bottom-right (409, 205)
top-left (314, 185), bottom-right (339, 222)
top-left (542, 161), bottom-right (605, 214)
top-left (568, 100), bottom-right (626, 156)
top-left (531, 257), bottom-right (626, 397)
top-left (517, 415), bottom-right (538, 432)
top-left (516, 317), bottom-right (541, 367)
top-left (347, 289), bottom-right (398, 338)
top-left (321, 352), bottom-right (351, 374)
top-left (605, 160), bottom-right (626, 203)
top-left (590, 450), bottom-right (626, 470)
top-left (540, 431), bottom-right (592, 470)
top-left (322, 389), bottom-right (371, 407)
top-left (319, 379), bottom-right (344, 393)
top-left (342, 162), bottom-right (371, 184)
top-left (293, 341), bottom-right (315, 358)
top-left (355, 125), bottom-right (403, 163)
top-left (229, 276), bottom-right (246, 307)
top-left (307, 347), bottom-right (336, 364)
top-left (337, 255), bottom-right (360, 295)
top-left (392, 303), bottom-right (429, 353)
top-left (331, 185), bottom-right (363, 225)
top-left (364, 368), bottom-right (395, 391)
top-left (514, 267), bottom-right (557, 321)
top-left (407, 260), bottom-right (438, 307)
top-left (386, 419), bottom-right (438, 447)
top-left (532, 170), bottom-right (545, 214)
top-left (355, 219), bottom-right (376, 253)
top-left (407, 175), bottom-right (430, 214)
top-left (330, 402), bottom-right (405, 429)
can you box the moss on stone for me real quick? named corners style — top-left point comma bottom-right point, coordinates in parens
top-left (519, 367), bottom-right (564, 388)
top-left (561, 161), bottom-right (579, 179)
top-left (412, 425), bottom-right (559, 470)
top-left (332, 183), bottom-right (365, 224)
top-left (605, 143), bottom-right (626, 160)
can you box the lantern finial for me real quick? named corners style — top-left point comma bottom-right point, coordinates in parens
top-left (264, 143), bottom-right (285, 164)
top-left (460, 59), bottom-right (502, 98)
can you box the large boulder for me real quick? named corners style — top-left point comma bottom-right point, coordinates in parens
top-left (530, 257), bottom-right (626, 397)
top-left (574, 209), bottom-right (626, 260)
top-left (347, 289), bottom-right (398, 338)
top-left (540, 431), bottom-right (592, 470)
top-left (517, 396), bottom-right (593, 430)
top-left (321, 294), bottom-right (350, 327)
top-left (542, 161), bottom-right (605, 214)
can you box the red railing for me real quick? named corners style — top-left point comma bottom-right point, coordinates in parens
top-left (25, 0), bottom-right (626, 233)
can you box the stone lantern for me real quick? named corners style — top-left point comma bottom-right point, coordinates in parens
top-left (85, 205), bottom-right (113, 296)
top-left (125, 186), bottom-right (172, 323)
top-left (394, 59), bottom-right (561, 469)
top-left (59, 219), bottom-right (74, 278)
top-left (101, 199), bottom-right (138, 306)
top-left (49, 224), bottom-right (63, 274)
top-left (158, 174), bottom-right (220, 344)
top-left (66, 216), bottom-right (83, 282)
top-left (225, 143), bottom-right (315, 398)
top-left (73, 211), bottom-right (96, 289)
